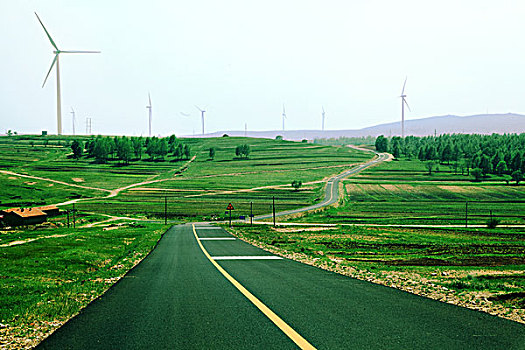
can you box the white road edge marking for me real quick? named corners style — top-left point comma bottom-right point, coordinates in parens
top-left (212, 256), bottom-right (283, 260)
top-left (198, 237), bottom-right (236, 241)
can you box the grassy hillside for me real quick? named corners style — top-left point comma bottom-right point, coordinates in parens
top-left (0, 135), bottom-right (372, 221)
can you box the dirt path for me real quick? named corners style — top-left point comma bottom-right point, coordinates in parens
top-left (0, 170), bottom-right (111, 193)
top-left (2, 156), bottom-right (197, 207)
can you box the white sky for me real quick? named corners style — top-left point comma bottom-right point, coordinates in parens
top-left (1, 0), bottom-right (525, 136)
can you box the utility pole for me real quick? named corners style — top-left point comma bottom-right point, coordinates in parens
top-left (272, 196), bottom-right (276, 227)
top-left (73, 203), bottom-right (76, 228)
top-left (67, 210), bottom-right (70, 228)
top-left (164, 196), bottom-right (167, 225)
top-left (250, 201), bottom-right (253, 226)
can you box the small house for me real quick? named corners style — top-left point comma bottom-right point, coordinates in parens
top-left (0, 207), bottom-right (47, 227)
top-left (37, 205), bottom-right (60, 217)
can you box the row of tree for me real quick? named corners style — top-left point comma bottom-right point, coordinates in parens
top-left (71, 135), bottom-right (191, 163)
top-left (375, 133), bottom-right (525, 181)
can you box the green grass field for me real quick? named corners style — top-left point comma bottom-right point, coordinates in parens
top-left (292, 159), bottom-right (525, 226)
top-left (0, 136), bottom-right (371, 221)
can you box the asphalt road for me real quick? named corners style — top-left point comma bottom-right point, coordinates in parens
top-left (254, 151), bottom-right (390, 220)
top-left (37, 224), bottom-right (525, 349)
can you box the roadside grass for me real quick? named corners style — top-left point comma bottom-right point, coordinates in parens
top-left (0, 222), bottom-right (167, 349)
top-left (225, 223), bottom-right (525, 323)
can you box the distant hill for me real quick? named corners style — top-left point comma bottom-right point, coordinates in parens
top-left (192, 113), bottom-right (525, 140)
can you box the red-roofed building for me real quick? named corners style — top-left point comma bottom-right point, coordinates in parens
top-left (37, 205), bottom-right (60, 217)
top-left (0, 207), bottom-right (48, 226)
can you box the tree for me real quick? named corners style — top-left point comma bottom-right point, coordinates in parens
top-left (94, 137), bottom-right (110, 163)
top-left (425, 161), bottom-right (435, 175)
top-left (392, 143), bottom-right (400, 159)
top-left (479, 154), bottom-right (492, 175)
top-left (71, 140), bottom-right (83, 159)
top-left (375, 135), bottom-right (389, 152)
top-left (417, 147), bottom-right (425, 161)
top-left (440, 142), bottom-right (452, 164)
top-left (132, 137), bottom-right (143, 160)
top-left (471, 168), bottom-right (483, 182)
top-left (275, 135), bottom-right (283, 140)
top-left (209, 147), bottom-right (216, 160)
top-left (183, 144), bottom-right (191, 160)
top-left (510, 152), bottom-right (522, 172)
top-left (173, 143), bottom-right (184, 160)
top-left (158, 139), bottom-right (168, 159)
top-left (235, 144), bottom-right (250, 159)
top-left (495, 160), bottom-right (508, 175)
top-left (146, 137), bottom-right (159, 160)
top-left (511, 170), bottom-right (522, 185)
top-left (116, 137), bottom-right (132, 164)
top-left (291, 180), bottom-right (302, 191)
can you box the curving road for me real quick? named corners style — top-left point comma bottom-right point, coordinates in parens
top-left (254, 150), bottom-right (390, 220)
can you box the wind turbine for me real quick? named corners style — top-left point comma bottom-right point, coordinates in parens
top-left (146, 93), bottom-right (152, 136)
top-left (195, 106), bottom-right (206, 135)
top-left (70, 107), bottom-right (76, 135)
top-left (321, 106), bottom-right (326, 131)
top-left (282, 104), bottom-right (287, 131)
top-left (35, 12), bottom-right (100, 135)
top-left (400, 77), bottom-right (411, 138)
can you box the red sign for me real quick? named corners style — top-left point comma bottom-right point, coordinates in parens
top-left (227, 203), bottom-right (234, 210)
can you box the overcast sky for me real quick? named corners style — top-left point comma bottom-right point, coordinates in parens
top-left (2, 1), bottom-right (525, 136)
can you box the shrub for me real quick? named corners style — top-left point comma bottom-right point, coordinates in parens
top-left (487, 218), bottom-right (500, 229)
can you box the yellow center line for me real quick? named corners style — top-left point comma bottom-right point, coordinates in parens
top-left (192, 224), bottom-right (316, 350)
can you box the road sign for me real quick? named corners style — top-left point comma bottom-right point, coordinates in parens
top-left (227, 203), bottom-right (234, 210)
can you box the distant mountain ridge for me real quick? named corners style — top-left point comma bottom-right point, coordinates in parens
top-left (193, 113), bottom-right (525, 140)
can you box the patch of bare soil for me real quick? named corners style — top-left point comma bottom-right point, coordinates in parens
top-left (273, 227), bottom-right (337, 233)
top-left (227, 227), bottom-right (525, 325)
top-left (71, 178), bottom-right (84, 183)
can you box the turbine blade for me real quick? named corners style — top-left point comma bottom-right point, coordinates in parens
top-left (42, 54), bottom-right (58, 87)
top-left (60, 50), bottom-right (101, 54)
top-left (180, 112), bottom-right (190, 117)
top-left (35, 12), bottom-right (59, 51)
top-left (403, 98), bottom-right (411, 112)
top-left (148, 93), bottom-right (152, 106)
top-left (401, 76), bottom-right (407, 95)
top-left (195, 105), bottom-right (203, 112)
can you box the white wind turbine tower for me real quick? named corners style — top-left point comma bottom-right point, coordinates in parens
top-left (322, 106), bottom-right (326, 131)
top-left (35, 12), bottom-right (100, 135)
top-left (282, 105), bottom-right (287, 131)
top-left (146, 93), bottom-right (152, 136)
top-left (195, 106), bottom-right (206, 135)
top-left (400, 77), bottom-right (411, 138)
top-left (70, 107), bottom-right (76, 135)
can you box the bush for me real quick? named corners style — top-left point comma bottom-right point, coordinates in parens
top-left (291, 180), bottom-right (302, 191)
top-left (487, 218), bottom-right (500, 229)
